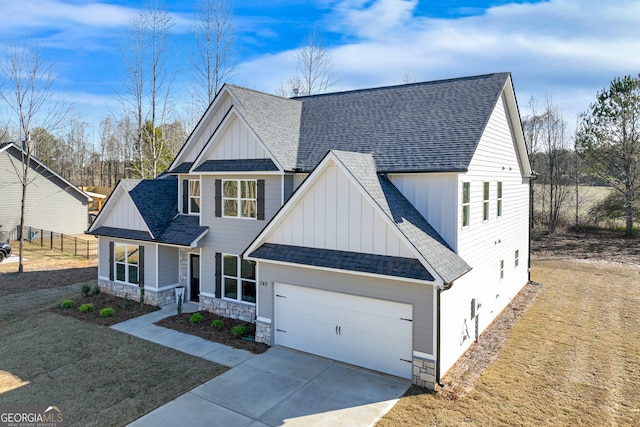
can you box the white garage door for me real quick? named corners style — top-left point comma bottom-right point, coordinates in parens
top-left (274, 283), bottom-right (413, 379)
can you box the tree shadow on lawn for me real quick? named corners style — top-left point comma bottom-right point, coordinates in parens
top-left (0, 311), bottom-right (227, 427)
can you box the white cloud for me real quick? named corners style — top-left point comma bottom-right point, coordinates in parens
top-left (239, 0), bottom-right (640, 124)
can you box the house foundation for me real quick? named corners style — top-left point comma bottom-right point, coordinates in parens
top-left (97, 279), bottom-right (175, 306)
top-left (199, 294), bottom-right (256, 323)
top-left (412, 356), bottom-right (436, 390)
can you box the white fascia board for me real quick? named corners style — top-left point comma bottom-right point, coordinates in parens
top-left (331, 154), bottom-right (446, 287)
top-left (245, 256), bottom-right (438, 287)
top-left (502, 77), bottom-right (533, 178)
top-left (189, 229), bottom-right (209, 248)
top-left (170, 86), bottom-right (234, 170)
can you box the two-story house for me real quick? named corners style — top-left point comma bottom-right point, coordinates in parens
top-left (87, 72), bottom-right (533, 390)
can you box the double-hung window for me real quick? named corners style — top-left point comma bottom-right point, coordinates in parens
top-left (497, 182), bottom-right (503, 218)
top-left (483, 182), bottom-right (490, 221)
top-left (222, 254), bottom-right (256, 303)
top-left (189, 180), bottom-right (201, 214)
top-left (462, 182), bottom-right (470, 227)
top-left (223, 180), bottom-right (257, 219)
top-left (115, 243), bottom-right (139, 284)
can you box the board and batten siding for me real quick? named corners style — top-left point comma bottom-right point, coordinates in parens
top-left (0, 149), bottom-right (89, 235)
top-left (207, 115), bottom-right (269, 160)
top-left (98, 188), bottom-right (148, 232)
top-left (178, 92), bottom-right (234, 164)
top-left (266, 163), bottom-right (414, 258)
top-left (198, 174), bottom-right (281, 297)
top-left (257, 262), bottom-right (435, 356)
top-left (388, 173), bottom-right (458, 251)
top-left (439, 93), bottom-right (530, 376)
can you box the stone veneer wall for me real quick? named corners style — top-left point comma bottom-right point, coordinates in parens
top-left (200, 294), bottom-right (255, 323)
top-left (412, 356), bottom-right (436, 390)
top-left (98, 279), bottom-right (175, 306)
top-left (255, 320), bottom-right (271, 345)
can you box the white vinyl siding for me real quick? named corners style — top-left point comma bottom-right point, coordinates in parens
top-left (440, 93), bottom-right (530, 377)
top-left (266, 163), bottom-right (414, 258)
top-left (388, 172), bottom-right (458, 250)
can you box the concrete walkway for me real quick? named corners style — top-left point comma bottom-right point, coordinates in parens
top-left (112, 304), bottom-right (410, 427)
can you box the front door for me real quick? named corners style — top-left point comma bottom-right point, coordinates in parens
top-left (190, 254), bottom-right (200, 302)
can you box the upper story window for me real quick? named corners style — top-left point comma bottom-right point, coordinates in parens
top-left (222, 254), bottom-right (256, 304)
top-left (497, 182), bottom-right (503, 218)
top-left (483, 182), bottom-right (490, 221)
top-left (115, 243), bottom-right (139, 284)
top-left (462, 182), bottom-right (470, 228)
top-left (223, 180), bottom-right (257, 219)
top-left (189, 180), bottom-right (201, 214)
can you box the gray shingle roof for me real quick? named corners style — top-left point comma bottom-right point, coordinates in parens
top-left (249, 243), bottom-right (435, 281)
top-left (125, 176), bottom-right (179, 238)
top-left (226, 85), bottom-right (301, 171)
top-left (331, 150), bottom-right (471, 283)
top-left (295, 73), bottom-right (509, 172)
top-left (167, 162), bottom-right (193, 173)
top-left (91, 176), bottom-right (208, 247)
top-left (192, 158), bottom-right (279, 172)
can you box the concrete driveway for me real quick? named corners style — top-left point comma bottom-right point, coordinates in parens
top-left (129, 346), bottom-right (409, 427)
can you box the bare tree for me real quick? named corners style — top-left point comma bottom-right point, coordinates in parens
top-left (193, 0), bottom-right (236, 111)
top-left (0, 42), bottom-right (68, 272)
top-left (119, 3), bottom-right (175, 179)
top-left (278, 29), bottom-right (336, 97)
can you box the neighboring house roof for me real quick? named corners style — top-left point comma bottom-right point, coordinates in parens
top-left (88, 175), bottom-right (208, 247)
top-left (0, 142), bottom-right (92, 203)
top-left (250, 243), bottom-right (435, 281)
top-left (246, 150), bottom-right (471, 285)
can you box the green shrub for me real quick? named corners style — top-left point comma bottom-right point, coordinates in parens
top-left (211, 319), bottom-right (224, 329)
top-left (81, 284), bottom-right (91, 296)
top-left (99, 307), bottom-right (115, 318)
top-left (189, 312), bottom-right (205, 324)
top-left (79, 303), bottom-right (94, 313)
top-left (60, 299), bottom-right (75, 310)
top-left (230, 325), bottom-right (247, 337)
top-left (92, 285), bottom-right (101, 296)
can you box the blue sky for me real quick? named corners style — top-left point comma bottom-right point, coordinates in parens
top-left (1, 0), bottom-right (639, 137)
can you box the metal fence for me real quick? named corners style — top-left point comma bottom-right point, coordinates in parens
top-left (9, 225), bottom-right (98, 259)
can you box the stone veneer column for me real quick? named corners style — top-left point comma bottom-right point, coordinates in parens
top-left (254, 320), bottom-right (272, 345)
top-left (412, 356), bottom-right (436, 390)
top-left (199, 294), bottom-right (256, 323)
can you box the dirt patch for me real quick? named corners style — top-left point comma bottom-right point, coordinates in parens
top-left (50, 292), bottom-right (160, 326)
top-left (157, 311), bottom-right (269, 354)
top-left (532, 228), bottom-right (640, 265)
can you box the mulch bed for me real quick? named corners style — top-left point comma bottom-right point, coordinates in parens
top-left (156, 311), bottom-right (269, 354)
top-left (50, 292), bottom-right (159, 326)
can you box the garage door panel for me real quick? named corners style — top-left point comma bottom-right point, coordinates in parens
top-left (274, 283), bottom-right (413, 379)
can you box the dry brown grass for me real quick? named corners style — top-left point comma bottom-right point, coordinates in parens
top-left (378, 260), bottom-right (640, 426)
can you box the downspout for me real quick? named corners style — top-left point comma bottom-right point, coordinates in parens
top-left (435, 281), bottom-right (453, 388)
top-left (528, 172), bottom-right (538, 282)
